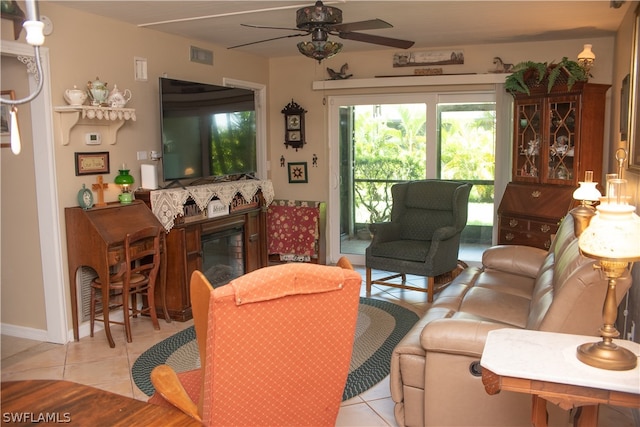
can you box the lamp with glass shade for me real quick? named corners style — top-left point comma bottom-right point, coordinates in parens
top-left (576, 149), bottom-right (640, 370)
top-left (570, 170), bottom-right (602, 236)
top-left (577, 43), bottom-right (596, 74)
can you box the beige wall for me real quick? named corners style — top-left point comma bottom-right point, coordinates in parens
top-left (2, 2), bottom-right (270, 334)
top-left (2, 1), bottom-right (637, 340)
top-left (267, 37), bottom-right (616, 207)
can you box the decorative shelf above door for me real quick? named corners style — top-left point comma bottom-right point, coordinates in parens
top-left (54, 105), bottom-right (136, 145)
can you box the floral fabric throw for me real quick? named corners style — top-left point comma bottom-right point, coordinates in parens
top-left (267, 203), bottom-right (319, 257)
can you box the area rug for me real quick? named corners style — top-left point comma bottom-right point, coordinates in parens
top-left (132, 297), bottom-right (419, 401)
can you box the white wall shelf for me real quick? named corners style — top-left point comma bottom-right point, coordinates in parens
top-left (312, 73), bottom-right (508, 90)
top-left (53, 105), bottom-right (136, 145)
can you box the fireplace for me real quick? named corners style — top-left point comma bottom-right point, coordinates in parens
top-left (201, 226), bottom-right (244, 288)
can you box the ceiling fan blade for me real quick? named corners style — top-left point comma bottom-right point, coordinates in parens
top-left (228, 33), bottom-right (308, 49)
top-left (241, 23), bottom-right (302, 32)
top-left (331, 19), bottom-right (392, 33)
top-left (338, 31), bottom-right (415, 49)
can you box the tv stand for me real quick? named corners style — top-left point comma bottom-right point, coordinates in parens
top-left (134, 180), bottom-right (273, 321)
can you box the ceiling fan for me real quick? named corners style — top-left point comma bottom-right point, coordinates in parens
top-left (228, 1), bottom-right (415, 62)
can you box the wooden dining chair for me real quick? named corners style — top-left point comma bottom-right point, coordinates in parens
top-left (90, 225), bottom-right (162, 344)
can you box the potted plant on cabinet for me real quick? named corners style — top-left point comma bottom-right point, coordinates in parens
top-left (505, 57), bottom-right (589, 95)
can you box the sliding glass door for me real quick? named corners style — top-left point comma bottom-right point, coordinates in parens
top-left (328, 92), bottom-right (497, 265)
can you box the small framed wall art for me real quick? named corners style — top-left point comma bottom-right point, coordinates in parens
top-left (1, 90), bottom-right (16, 147)
top-left (75, 151), bottom-right (110, 176)
top-left (288, 162), bottom-right (308, 183)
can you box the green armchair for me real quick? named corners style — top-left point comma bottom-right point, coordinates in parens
top-left (365, 180), bottom-right (472, 302)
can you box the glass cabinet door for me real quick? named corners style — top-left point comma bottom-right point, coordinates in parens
top-left (546, 96), bottom-right (577, 184)
top-left (514, 100), bottom-right (542, 181)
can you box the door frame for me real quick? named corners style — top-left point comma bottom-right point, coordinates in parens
top-left (1, 39), bottom-right (67, 343)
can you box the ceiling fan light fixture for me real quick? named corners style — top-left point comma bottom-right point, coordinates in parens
top-left (296, 1), bottom-right (342, 29)
top-left (297, 40), bottom-right (343, 62)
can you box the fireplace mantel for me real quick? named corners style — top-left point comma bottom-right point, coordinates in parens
top-left (149, 179), bottom-right (274, 231)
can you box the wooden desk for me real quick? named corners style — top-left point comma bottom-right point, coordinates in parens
top-left (1, 380), bottom-right (200, 426)
top-left (481, 329), bottom-right (640, 427)
top-left (65, 201), bottom-right (168, 347)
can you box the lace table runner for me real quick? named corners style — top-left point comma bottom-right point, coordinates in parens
top-left (150, 180), bottom-right (274, 231)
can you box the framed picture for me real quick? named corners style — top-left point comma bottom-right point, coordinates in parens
top-left (393, 50), bottom-right (464, 68)
top-left (288, 162), bottom-right (308, 183)
top-left (628, 4), bottom-right (640, 172)
top-left (1, 90), bottom-right (16, 147)
top-left (75, 152), bottom-right (110, 176)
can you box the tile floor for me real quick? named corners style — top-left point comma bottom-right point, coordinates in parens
top-left (2, 265), bottom-right (638, 426)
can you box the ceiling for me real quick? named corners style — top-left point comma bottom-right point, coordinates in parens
top-left (51, 1), bottom-right (634, 59)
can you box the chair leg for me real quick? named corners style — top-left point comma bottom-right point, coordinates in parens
top-left (147, 285), bottom-right (160, 331)
top-left (366, 267), bottom-right (372, 294)
top-left (131, 293), bottom-right (138, 318)
top-left (122, 288), bottom-right (133, 343)
top-left (427, 276), bottom-right (435, 303)
top-left (90, 287), bottom-right (97, 337)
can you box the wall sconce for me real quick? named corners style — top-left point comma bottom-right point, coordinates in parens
top-left (570, 170), bottom-right (601, 236)
top-left (0, 0), bottom-right (46, 156)
top-left (576, 150), bottom-right (640, 370)
top-left (577, 43), bottom-right (596, 74)
top-left (114, 166), bottom-right (134, 204)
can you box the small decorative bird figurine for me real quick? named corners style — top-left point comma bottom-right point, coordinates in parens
top-left (327, 63), bottom-right (353, 80)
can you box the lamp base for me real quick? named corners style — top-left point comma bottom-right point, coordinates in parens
top-left (569, 205), bottom-right (596, 237)
top-left (118, 193), bottom-right (133, 204)
top-left (576, 340), bottom-right (637, 370)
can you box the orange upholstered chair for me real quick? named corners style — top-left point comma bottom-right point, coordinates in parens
top-left (149, 259), bottom-right (362, 426)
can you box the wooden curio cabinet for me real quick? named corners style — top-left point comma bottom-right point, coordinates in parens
top-left (498, 82), bottom-right (610, 249)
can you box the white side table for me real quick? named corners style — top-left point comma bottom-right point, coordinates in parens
top-left (480, 329), bottom-right (640, 427)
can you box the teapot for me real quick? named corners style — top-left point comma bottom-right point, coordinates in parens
top-left (87, 77), bottom-right (109, 106)
top-left (64, 86), bottom-right (87, 106)
top-left (107, 85), bottom-right (132, 108)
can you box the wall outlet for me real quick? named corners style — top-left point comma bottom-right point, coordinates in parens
top-left (628, 321), bottom-right (635, 342)
top-left (137, 151), bottom-right (148, 160)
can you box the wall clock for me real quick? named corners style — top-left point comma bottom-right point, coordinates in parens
top-left (77, 183), bottom-right (94, 210)
top-left (281, 99), bottom-right (307, 151)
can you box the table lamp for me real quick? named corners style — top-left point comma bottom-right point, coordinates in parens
top-left (576, 150), bottom-right (640, 370)
top-left (577, 43), bottom-right (596, 74)
top-left (570, 170), bottom-right (601, 236)
top-left (114, 166), bottom-right (134, 204)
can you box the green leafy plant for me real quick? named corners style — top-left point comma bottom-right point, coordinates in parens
top-left (505, 58), bottom-right (589, 95)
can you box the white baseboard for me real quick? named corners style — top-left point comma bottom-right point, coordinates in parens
top-left (1, 311), bottom-right (127, 344)
top-left (0, 323), bottom-right (49, 342)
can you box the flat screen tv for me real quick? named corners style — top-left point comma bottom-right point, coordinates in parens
top-left (159, 77), bottom-right (256, 184)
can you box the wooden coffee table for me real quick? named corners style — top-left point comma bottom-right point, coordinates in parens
top-left (1, 379), bottom-right (200, 426)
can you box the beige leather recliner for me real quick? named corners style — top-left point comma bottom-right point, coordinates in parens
top-left (390, 213), bottom-right (633, 427)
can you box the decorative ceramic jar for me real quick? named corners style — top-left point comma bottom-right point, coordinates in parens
top-left (87, 77), bottom-right (109, 106)
top-left (64, 86), bottom-right (87, 106)
top-left (107, 85), bottom-right (132, 108)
